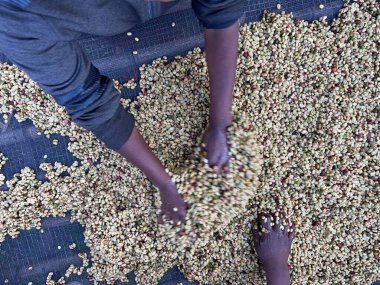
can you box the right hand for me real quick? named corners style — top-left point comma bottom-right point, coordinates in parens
top-left (202, 126), bottom-right (229, 172)
top-left (116, 127), bottom-right (187, 226)
top-left (253, 214), bottom-right (295, 270)
top-left (158, 181), bottom-right (187, 226)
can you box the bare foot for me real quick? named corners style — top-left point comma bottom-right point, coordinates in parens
top-left (252, 213), bottom-right (295, 285)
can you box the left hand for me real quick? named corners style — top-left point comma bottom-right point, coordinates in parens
top-left (158, 181), bottom-right (187, 226)
top-left (202, 126), bottom-right (229, 172)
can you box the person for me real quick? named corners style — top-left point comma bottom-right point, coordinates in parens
top-left (0, 0), bottom-right (244, 224)
top-left (253, 213), bottom-right (295, 285)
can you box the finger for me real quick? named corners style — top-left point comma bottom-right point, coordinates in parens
top-left (213, 165), bottom-right (222, 174)
top-left (172, 207), bottom-right (184, 227)
top-left (174, 219), bottom-right (182, 227)
top-left (260, 229), bottom-right (269, 242)
top-left (212, 156), bottom-right (224, 174)
top-left (261, 214), bottom-right (272, 232)
top-left (170, 214), bottom-right (179, 227)
top-left (273, 213), bottom-right (281, 232)
top-left (280, 215), bottom-right (288, 233)
top-left (170, 207), bottom-right (182, 223)
top-left (252, 229), bottom-right (260, 243)
top-left (158, 213), bottom-right (165, 224)
top-left (289, 226), bottom-right (296, 240)
top-left (207, 155), bottom-right (220, 168)
top-left (220, 151), bottom-right (229, 168)
top-left (176, 228), bottom-right (186, 237)
top-left (222, 162), bottom-right (230, 174)
top-left (179, 209), bottom-right (186, 224)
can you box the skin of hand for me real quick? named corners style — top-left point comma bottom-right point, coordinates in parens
top-left (158, 181), bottom-right (187, 226)
top-left (253, 214), bottom-right (295, 285)
top-left (116, 22), bottom-right (239, 222)
top-left (203, 21), bottom-right (239, 171)
top-left (202, 126), bottom-right (229, 170)
top-left (117, 127), bottom-right (186, 225)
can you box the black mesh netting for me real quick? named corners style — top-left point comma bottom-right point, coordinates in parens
top-left (0, 1), bottom-right (355, 285)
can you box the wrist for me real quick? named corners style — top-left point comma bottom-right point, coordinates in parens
top-left (264, 262), bottom-right (289, 273)
top-left (208, 122), bottom-right (230, 132)
top-left (208, 113), bottom-right (231, 131)
top-left (265, 263), bottom-right (290, 285)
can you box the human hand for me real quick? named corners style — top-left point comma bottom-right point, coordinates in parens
top-left (158, 181), bottom-right (187, 226)
top-left (202, 126), bottom-right (229, 172)
top-left (252, 213), bottom-right (295, 271)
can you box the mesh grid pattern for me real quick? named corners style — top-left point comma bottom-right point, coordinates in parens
top-left (0, 115), bottom-right (76, 191)
top-left (0, 1), bottom-right (352, 284)
top-left (80, 0), bottom-right (343, 82)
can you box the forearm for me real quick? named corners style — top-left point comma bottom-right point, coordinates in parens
top-left (117, 127), bottom-right (171, 189)
top-left (265, 265), bottom-right (291, 285)
top-left (204, 21), bottom-right (239, 129)
top-left (117, 127), bottom-right (187, 224)
top-left (61, 70), bottom-right (170, 188)
top-left (69, 76), bottom-right (170, 189)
